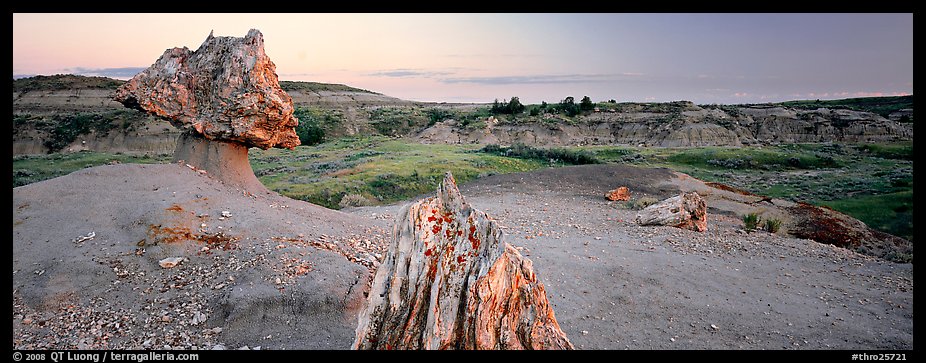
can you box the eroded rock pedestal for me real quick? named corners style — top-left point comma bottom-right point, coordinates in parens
top-left (353, 173), bottom-right (573, 350)
top-left (171, 132), bottom-right (269, 193)
top-left (113, 29), bottom-right (298, 192)
top-left (635, 192), bottom-right (707, 232)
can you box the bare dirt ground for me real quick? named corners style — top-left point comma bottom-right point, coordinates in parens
top-left (13, 163), bottom-right (913, 350)
top-left (348, 164), bottom-right (913, 350)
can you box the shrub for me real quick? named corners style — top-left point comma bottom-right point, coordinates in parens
top-left (293, 107), bottom-right (333, 145)
top-left (426, 108), bottom-right (454, 126)
top-left (743, 213), bottom-right (760, 232)
top-left (338, 193), bottom-right (371, 208)
top-left (632, 196), bottom-right (659, 210)
top-left (295, 119), bottom-right (325, 146)
top-left (763, 218), bottom-right (782, 233)
top-left (42, 112), bottom-right (119, 153)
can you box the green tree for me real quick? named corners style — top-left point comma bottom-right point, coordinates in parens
top-left (507, 96), bottom-right (525, 114)
top-left (560, 96), bottom-right (579, 117)
top-left (580, 96), bottom-right (594, 111)
top-left (491, 99), bottom-right (501, 115)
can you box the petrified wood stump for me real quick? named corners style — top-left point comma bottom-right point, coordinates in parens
top-left (354, 172), bottom-right (573, 350)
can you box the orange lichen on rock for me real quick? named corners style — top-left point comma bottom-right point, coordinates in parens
top-left (605, 186), bottom-right (631, 201)
top-left (353, 172), bottom-right (573, 350)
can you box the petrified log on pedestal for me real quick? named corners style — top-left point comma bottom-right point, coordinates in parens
top-left (113, 29), bottom-right (298, 193)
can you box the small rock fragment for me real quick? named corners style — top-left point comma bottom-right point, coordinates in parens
top-left (159, 257), bottom-right (185, 269)
top-left (73, 231), bottom-right (96, 244)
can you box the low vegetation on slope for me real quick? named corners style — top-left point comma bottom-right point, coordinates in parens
top-left (13, 138), bottom-right (913, 245)
top-left (14, 110), bottom-right (153, 152)
top-left (279, 80), bottom-right (378, 94)
top-left (13, 74), bottom-right (124, 92)
top-left (771, 95), bottom-right (914, 119)
top-left (248, 136), bottom-right (547, 209)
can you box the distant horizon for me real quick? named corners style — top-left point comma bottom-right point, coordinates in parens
top-left (11, 72), bottom-right (914, 107)
top-left (13, 14), bottom-right (912, 105)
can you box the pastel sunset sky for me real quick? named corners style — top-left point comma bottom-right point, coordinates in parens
top-left (13, 13), bottom-right (913, 104)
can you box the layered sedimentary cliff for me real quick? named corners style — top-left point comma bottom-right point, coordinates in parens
top-left (417, 102), bottom-right (913, 147)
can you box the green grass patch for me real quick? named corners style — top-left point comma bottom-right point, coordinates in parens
top-left (13, 151), bottom-right (171, 187)
top-left (854, 142), bottom-right (913, 160)
top-left (477, 144), bottom-right (599, 165)
top-left (250, 136), bottom-right (547, 209)
top-left (818, 191), bottom-right (913, 242)
top-left (662, 147), bottom-right (839, 170)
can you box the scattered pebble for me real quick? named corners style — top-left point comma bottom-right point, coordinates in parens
top-left (159, 257), bottom-right (185, 269)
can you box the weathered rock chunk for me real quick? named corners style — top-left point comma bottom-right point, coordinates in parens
top-left (354, 172), bottom-right (573, 350)
top-left (114, 29), bottom-right (299, 150)
top-left (605, 186), bottom-right (631, 201)
top-left (635, 191), bottom-right (707, 232)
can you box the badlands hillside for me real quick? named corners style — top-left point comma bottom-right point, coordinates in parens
top-left (13, 75), bottom-right (913, 155)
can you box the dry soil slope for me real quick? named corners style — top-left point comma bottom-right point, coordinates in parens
top-left (12, 163), bottom-right (389, 350)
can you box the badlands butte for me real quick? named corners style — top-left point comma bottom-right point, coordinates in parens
top-left (13, 70), bottom-right (914, 350)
